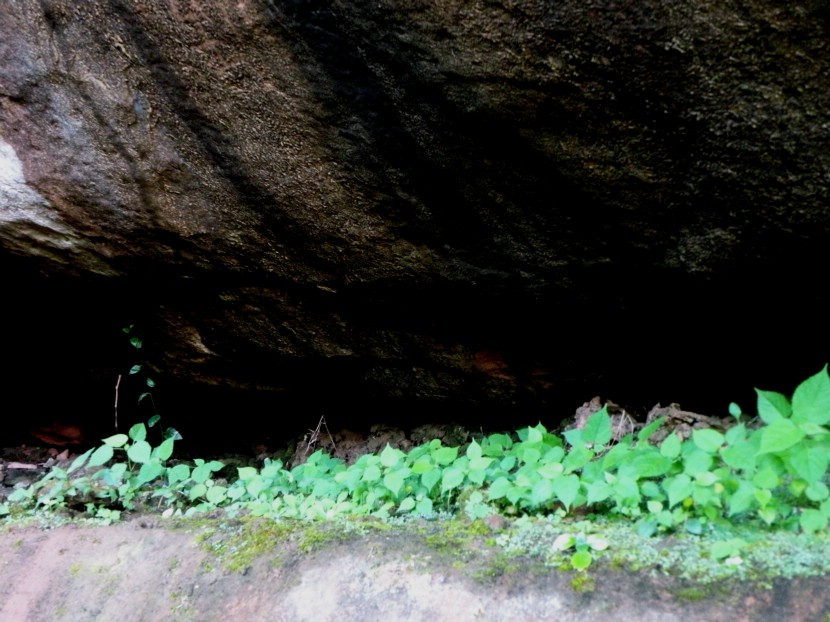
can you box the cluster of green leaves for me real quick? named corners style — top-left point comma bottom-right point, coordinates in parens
top-left (6, 367), bottom-right (830, 534)
top-left (6, 417), bottom-right (186, 521)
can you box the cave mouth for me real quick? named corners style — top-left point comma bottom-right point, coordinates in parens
top-left (2, 260), bottom-right (827, 457)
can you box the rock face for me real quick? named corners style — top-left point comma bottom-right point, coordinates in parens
top-left (1, 1), bottom-right (828, 443)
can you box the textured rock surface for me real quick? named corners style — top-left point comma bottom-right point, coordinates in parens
top-left (3, 519), bottom-right (829, 622)
top-left (1, 1), bottom-right (828, 442)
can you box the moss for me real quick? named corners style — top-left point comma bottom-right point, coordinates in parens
top-left (570, 572), bottom-right (596, 593)
top-left (194, 517), bottom-right (363, 573)
top-left (296, 524), bottom-right (340, 554)
top-left (423, 518), bottom-right (489, 557)
top-left (672, 586), bottom-right (709, 602)
top-left (472, 552), bottom-right (522, 582)
top-left (494, 514), bottom-right (830, 594)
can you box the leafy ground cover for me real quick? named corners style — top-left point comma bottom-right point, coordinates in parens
top-left (3, 367), bottom-right (830, 620)
top-left (6, 366), bottom-right (830, 536)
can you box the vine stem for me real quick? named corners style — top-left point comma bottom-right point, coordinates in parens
top-left (114, 374), bottom-right (121, 431)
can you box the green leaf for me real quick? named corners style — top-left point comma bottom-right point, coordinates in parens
top-left (521, 447), bottom-right (541, 465)
top-left (800, 508), bottom-right (828, 534)
top-left (383, 472), bottom-right (405, 497)
top-left (586, 535), bottom-right (609, 551)
top-left (695, 471), bottom-right (718, 486)
top-left (541, 446), bottom-right (565, 464)
top-left (787, 442), bottom-right (829, 483)
top-left (441, 468), bottom-right (465, 494)
top-left (792, 365), bottom-right (830, 425)
top-left (629, 449), bottom-right (672, 479)
top-left (531, 479), bottom-right (555, 506)
top-left (414, 498), bottom-right (433, 516)
top-left (103, 434), bottom-right (129, 448)
top-left (526, 425), bottom-right (544, 444)
top-left (752, 467), bottom-right (780, 489)
top-left (571, 550), bottom-right (592, 570)
top-left (500, 455), bottom-right (517, 471)
top-left (167, 464), bottom-right (191, 484)
top-left (237, 466), bottom-right (258, 481)
top-left (487, 477), bottom-right (513, 501)
top-left (728, 402), bottom-right (742, 418)
top-left (466, 440), bottom-right (483, 460)
top-left (130, 336), bottom-right (142, 349)
top-left (552, 474), bottom-right (580, 509)
top-left (562, 446), bottom-right (594, 472)
top-left (798, 422), bottom-right (828, 436)
top-left (636, 517), bottom-right (658, 537)
top-left (721, 440), bottom-right (757, 471)
top-left (153, 438), bottom-right (175, 462)
top-left (421, 468), bottom-right (441, 493)
top-left (585, 480), bottom-right (613, 505)
top-left (380, 444), bottom-right (402, 468)
top-left (127, 440), bottom-right (152, 464)
top-left (637, 417), bottom-right (666, 442)
top-left (536, 462), bottom-right (564, 479)
top-left (692, 429), bottom-right (725, 453)
top-left (754, 488), bottom-right (772, 507)
top-left (484, 433), bottom-right (513, 454)
top-left (640, 481), bottom-right (663, 498)
top-left (553, 534), bottom-right (575, 551)
top-left (682, 449), bottom-right (713, 476)
top-left (245, 477), bottom-right (266, 498)
top-left (710, 539), bottom-right (745, 560)
top-left (724, 423), bottom-right (748, 445)
top-left (582, 407), bottom-right (613, 447)
top-left (135, 461), bottom-right (164, 486)
top-left (103, 462), bottom-right (127, 482)
top-left (728, 481), bottom-right (756, 516)
top-left (129, 364), bottom-right (142, 375)
top-left (612, 474), bottom-right (641, 507)
top-left (758, 507), bottom-right (778, 525)
top-left (411, 459), bottom-right (433, 475)
top-left (602, 441), bottom-right (631, 470)
top-left (68, 448), bottom-right (94, 473)
top-left (660, 433), bottom-right (682, 459)
top-left (88, 445), bottom-right (114, 468)
top-left (684, 518), bottom-right (704, 535)
top-left (755, 389), bottom-right (791, 423)
top-left (147, 414), bottom-right (161, 428)
top-left (805, 481), bottom-right (830, 501)
top-left (562, 427), bottom-right (583, 447)
top-left (758, 419), bottom-right (805, 455)
top-left (146, 377), bottom-right (155, 388)
top-left (362, 465), bottom-right (382, 482)
top-left (398, 497), bottom-right (416, 512)
top-left (188, 483), bottom-right (207, 500)
top-left (664, 474), bottom-right (693, 508)
top-left (192, 462), bottom-right (214, 484)
top-left (469, 456), bottom-right (494, 472)
top-left (432, 446), bottom-right (458, 466)
top-left (206, 485), bottom-right (227, 505)
top-left (128, 423), bottom-right (147, 442)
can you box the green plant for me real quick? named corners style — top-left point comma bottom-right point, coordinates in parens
top-left (121, 325), bottom-right (180, 441)
top-left (6, 365), bottom-right (830, 538)
top-left (552, 531), bottom-right (610, 570)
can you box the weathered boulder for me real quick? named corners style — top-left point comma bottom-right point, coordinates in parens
top-left (1, 1), bottom-right (828, 443)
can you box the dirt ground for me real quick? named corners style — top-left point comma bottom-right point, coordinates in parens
top-left (1, 515), bottom-right (830, 622)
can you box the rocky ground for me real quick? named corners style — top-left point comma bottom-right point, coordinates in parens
top-left (2, 510), bottom-right (830, 622)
